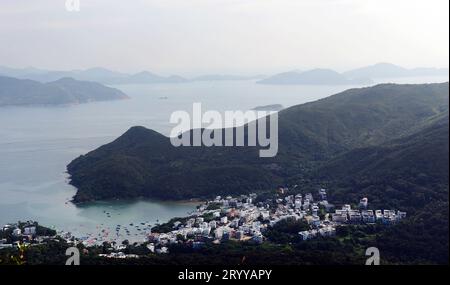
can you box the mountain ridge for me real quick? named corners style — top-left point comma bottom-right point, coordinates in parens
top-left (344, 62), bottom-right (449, 79)
top-left (67, 82), bottom-right (449, 203)
top-left (257, 68), bottom-right (372, 85)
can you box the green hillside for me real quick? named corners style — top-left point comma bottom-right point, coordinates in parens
top-left (67, 82), bottom-right (449, 204)
top-left (313, 114), bottom-right (449, 214)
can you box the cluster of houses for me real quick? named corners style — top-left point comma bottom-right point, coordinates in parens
top-left (1, 188), bottom-right (407, 258)
top-left (331, 204), bottom-right (407, 225)
top-left (145, 188), bottom-right (406, 253)
top-left (0, 221), bottom-right (56, 249)
top-left (147, 193), bottom-right (266, 254)
top-left (98, 252), bottom-right (140, 259)
top-left (299, 195), bottom-right (406, 240)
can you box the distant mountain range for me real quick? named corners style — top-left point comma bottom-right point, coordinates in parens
top-left (0, 76), bottom-right (129, 106)
top-left (1, 63), bottom-right (448, 86)
top-left (258, 63), bottom-right (449, 85)
top-left (343, 62), bottom-right (449, 79)
top-left (0, 66), bottom-right (265, 85)
top-left (257, 69), bottom-right (373, 85)
top-left (0, 67), bottom-right (188, 85)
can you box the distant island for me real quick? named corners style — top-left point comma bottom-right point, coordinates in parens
top-left (343, 62), bottom-right (449, 79)
top-left (252, 104), bottom-right (284, 111)
top-left (0, 76), bottom-right (129, 106)
top-left (257, 69), bottom-right (372, 85)
top-left (257, 63), bottom-right (449, 85)
top-left (115, 71), bottom-right (187, 84)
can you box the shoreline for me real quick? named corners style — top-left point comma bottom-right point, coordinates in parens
top-left (70, 195), bottom-right (204, 207)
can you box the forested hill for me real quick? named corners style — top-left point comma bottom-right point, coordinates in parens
top-left (67, 82), bottom-right (449, 204)
top-left (311, 113), bottom-right (449, 214)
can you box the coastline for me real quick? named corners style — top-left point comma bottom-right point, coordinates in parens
top-left (70, 195), bottom-right (204, 207)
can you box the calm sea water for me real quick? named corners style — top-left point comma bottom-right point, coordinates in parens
top-left (0, 77), bottom-right (447, 242)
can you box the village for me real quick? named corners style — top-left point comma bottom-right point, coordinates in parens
top-left (0, 221), bottom-right (57, 250)
top-left (0, 187), bottom-right (406, 259)
top-left (144, 187), bottom-right (407, 256)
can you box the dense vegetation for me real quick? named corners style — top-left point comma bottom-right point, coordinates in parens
top-left (264, 218), bottom-right (309, 244)
top-left (68, 82), bottom-right (449, 203)
top-left (306, 113), bottom-right (449, 214)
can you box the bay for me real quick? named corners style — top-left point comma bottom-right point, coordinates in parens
top-left (0, 76), bottom-right (447, 242)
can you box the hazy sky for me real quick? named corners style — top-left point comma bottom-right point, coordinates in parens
top-left (0, 0), bottom-right (448, 75)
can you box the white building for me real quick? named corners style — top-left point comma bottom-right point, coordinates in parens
top-left (311, 205), bottom-right (319, 216)
top-left (332, 212), bottom-right (347, 223)
top-left (362, 210), bottom-right (375, 223)
top-left (348, 211), bottom-right (362, 223)
top-left (12, 228), bottom-right (22, 237)
top-left (220, 216), bottom-right (228, 224)
top-left (209, 220), bottom-right (217, 229)
top-left (146, 243), bottom-right (155, 253)
top-left (375, 210), bottom-right (383, 220)
top-left (23, 226), bottom-right (36, 235)
top-left (214, 228), bottom-right (223, 239)
top-left (397, 211), bottom-right (407, 219)
top-left (319, 226), bottom-right (336, 237)
top-left (318, 188), bottom-right (327, 200)
top-left (342, 204), bottom-right (352, 212)
top-left (305, 193), bottom-right (314, 202)
top-left (359, 197), bottom-right (368, 209)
